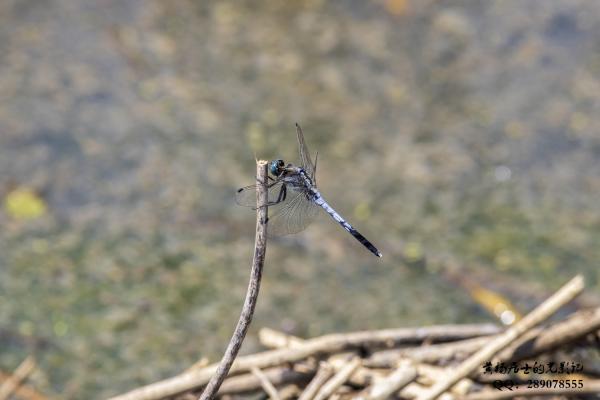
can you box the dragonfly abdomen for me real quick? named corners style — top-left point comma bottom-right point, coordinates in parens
top-left (313, 194), bottom-right (350, 230)
top-left (313, 194), bottom-right (382, 257)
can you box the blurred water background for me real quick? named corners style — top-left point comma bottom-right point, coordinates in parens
top-left (1, 0), bottom-right (600, 398)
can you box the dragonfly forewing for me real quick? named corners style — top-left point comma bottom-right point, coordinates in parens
top-left (296, 123), bottom-right (317, 182)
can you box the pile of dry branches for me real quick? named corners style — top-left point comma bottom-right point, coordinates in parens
top-left (111, 275), bottom-right (600, 400)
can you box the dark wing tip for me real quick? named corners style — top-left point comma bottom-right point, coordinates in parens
top-left (236, 188), bottom-right (244, 193)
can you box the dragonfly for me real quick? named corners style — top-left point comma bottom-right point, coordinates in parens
top-left (236, 123), bottom-right (382, 257)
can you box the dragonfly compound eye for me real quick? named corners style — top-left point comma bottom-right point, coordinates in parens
top-left (270, 159), bottom-right (284, 175)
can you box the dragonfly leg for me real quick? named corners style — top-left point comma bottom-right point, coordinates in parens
top-left (264, 185), bottom-right (287, 224)
top-left (265, 184), bottom-right (287, 206)
top-left (253, 183), bottom-right (287, 210)
top-left (276, 183), bottom-right (287, 203)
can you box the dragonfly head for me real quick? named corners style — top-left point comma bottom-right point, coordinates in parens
top-left (269, 159), bottom-right (285, 176)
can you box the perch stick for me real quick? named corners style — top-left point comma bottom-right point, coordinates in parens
top-left (251, 367), bottom-right (281, 400)
top-left (313, 358), bottom-right (361, 400)
top-left (110, 325), bottom-right (499, 400)
top-left (298, 362), bottom-right (334, 400)
top-left (419, 274), bottom-right (585, 400)
top-left (198, 160), bottom-right (269, 400)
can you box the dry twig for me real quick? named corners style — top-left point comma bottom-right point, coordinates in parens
top-left (366, 360), bottom-right (417, 400)
top-left (298, 362), bottom-right (334, 400)
top-left (0, 356), bottom-right (36, 400)
top-left (419, 275), bottom-right (585, 400)
top-left (258, 324), bottom-right (500, 352)
top-left (250, 367), bottom-right (281, 400)
top-left (259, 328), bottom-right (305, 349)
top-left (0, 372), bottom-right (48, 400)
top-left (365, 336), bottom-right (490, 368)
top-left (218, 367), bottom-right (310, 395)
top-left (197, 160), bottom-right (269, 400)
top-left (497, 306), bottom-right (600, 362)
top-left (278, 384), bottom-right (302, 400)
top-left (313, 358), bottom-right (361, 400)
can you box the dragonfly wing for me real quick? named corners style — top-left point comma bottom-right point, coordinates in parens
top-left (268, 191), bottom-right (320, 236)
top-left (296, 123), bottom-right (317, 182)
top-left (235, 180), bottom-right (287, 207)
